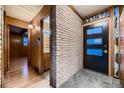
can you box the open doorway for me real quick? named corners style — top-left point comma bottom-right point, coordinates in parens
top-left (4, 25), bottom-right (29, 87)
top-left (9, 25), bottom-right (28, 71)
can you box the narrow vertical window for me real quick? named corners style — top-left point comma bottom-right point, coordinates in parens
top-left (43, 16), bottom-right (50, 53)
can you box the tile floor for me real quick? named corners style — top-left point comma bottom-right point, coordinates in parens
top-left (60, 69), bottom-right (122, 88)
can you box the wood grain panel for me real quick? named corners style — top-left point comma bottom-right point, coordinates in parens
top-left (10, 33), bottom-right (21, 58)
top-left (109, 6), bottom-right (115, 77)
top-left (119, 6), bottom-right (124, 87)
top-left (44, 53), bottom-right (50, 71)
top-left (5, 16), bottom-right (29, 29)
top-left (10, 33), bottom-right (28, 58)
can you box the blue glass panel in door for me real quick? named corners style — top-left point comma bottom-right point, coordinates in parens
top-left (23, 37), bottom-right (28, 46)
top-left (87, 38), bottom-right (102, 45)
top-left (87, 27), bottom-right (102, 35)
top-left (87, 49), bottom-right (102, 56)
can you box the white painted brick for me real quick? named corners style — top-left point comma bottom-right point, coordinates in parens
top-left (55, 5), bottom-right (83, 87)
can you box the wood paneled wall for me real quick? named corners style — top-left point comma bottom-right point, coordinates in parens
top-left (30, 5), bottom-right (51, 74)
top-left (10, 33), bottom-right (28, 58)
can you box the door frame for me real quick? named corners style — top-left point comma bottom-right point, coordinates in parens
top-left (118, 6), bottom-right (124, 86)
top-left (40, 15), bottom-right (50, 74)
top-left (83, 18), bottom-right (114, 77)
top-left (2, 15), bottom-right (29, 87)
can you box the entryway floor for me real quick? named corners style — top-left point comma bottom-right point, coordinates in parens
top-left (60, 69), bottom-right (122, 88)
top-left (4, 57), bottom-right (51, 88)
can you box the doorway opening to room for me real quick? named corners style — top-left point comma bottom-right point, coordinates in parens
top-left (9, 25), bottom-right (28, 69)
top-left (4, 25), bottom-right (30, 87)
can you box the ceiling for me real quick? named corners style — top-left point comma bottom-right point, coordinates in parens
top-left (5, 5), bottom-right (43, 22)
top-left (72, 5), bottom-right (111, 18)
top-left (5, 5), bottom-right (111, 22)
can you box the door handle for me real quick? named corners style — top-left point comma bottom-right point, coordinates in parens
top-left (103, 50), bottom-right (108, 53)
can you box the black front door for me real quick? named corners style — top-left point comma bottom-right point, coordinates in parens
top-left (84, 20), bottom-right (109, 75)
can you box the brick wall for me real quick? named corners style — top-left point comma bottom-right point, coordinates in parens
top-left (50, 5), bottom-right (57, 87)
top-left (51, 5), bottom-right (83, 87)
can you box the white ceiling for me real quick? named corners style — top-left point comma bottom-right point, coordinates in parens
top-left (4, 5), bottom-right (111, 22)
top-left (73, 5), bottom-right (111, 18)
top-left (5, 5), bottom-right (43, 22)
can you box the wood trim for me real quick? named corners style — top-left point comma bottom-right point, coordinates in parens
top-left (40, 19), bottom-right (44, 74)
top-left (109, 6), bottom-right (114, 78)
top-left (7, 25), bottom-right (10, 72)
top-left (28, 28), bottom-right (31, 66)
top-left (119, 6), bottom-right (124, 87)
top-left (69, 5), bottom-right (82, 19)
top-left (5, 16), bottom-right (29, 29)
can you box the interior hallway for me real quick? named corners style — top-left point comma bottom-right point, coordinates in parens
top-left (60, 69), bottom-right (122, 88)
top-left (4, 57), bottom-right (51, 88)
